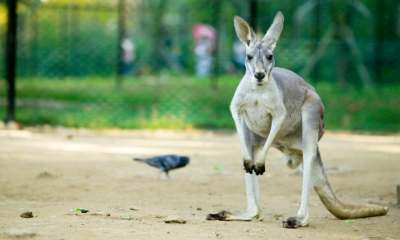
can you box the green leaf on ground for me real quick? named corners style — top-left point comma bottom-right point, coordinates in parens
top-left (70, 208), bottom-right (89, 212)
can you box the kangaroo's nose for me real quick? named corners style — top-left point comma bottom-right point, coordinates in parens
top-left (254, 72), bottom-right (265, 80)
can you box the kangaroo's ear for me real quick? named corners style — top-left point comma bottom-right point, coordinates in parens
top-left (262, 11), bottom-right (284, 50)
top-left (234, 16), bottom-right (257, 47)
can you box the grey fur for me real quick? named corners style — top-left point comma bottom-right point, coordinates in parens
top-left (207, 11), bottom-right (388, 226)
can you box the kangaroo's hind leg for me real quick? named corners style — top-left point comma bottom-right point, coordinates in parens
top-left (206, 122), bottom-right (265, 221)
top-left (282, 92), bottom-right (322, 227)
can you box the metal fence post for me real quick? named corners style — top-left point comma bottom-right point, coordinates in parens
top-left (397, 184), bottom-right (400, 205)
top-left (117, 0), bottom-right (127, 87)
top-left (312, 0), bottom-right (320, 82)
top-left (250, 0), bottom-right (257, 33)
top-left (211, 0), bottom-right (222, 89)
top-left (5, 0), bottom-right (17, 124)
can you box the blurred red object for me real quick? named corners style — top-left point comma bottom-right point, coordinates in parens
top-left (192, 24), bottom-right (216, 40)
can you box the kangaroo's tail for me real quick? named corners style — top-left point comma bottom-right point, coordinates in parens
top-left (312, 147), bottom-right (388, 219)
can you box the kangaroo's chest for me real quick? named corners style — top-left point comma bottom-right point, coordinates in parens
top-left (241, 97), bottom-right (275, 137)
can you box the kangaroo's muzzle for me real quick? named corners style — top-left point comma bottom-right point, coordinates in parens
top-left (254, 72), bottom-right (265, 81)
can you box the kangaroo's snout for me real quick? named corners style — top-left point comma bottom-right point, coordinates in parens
top-left (254, 72), bottom-right (265, 81)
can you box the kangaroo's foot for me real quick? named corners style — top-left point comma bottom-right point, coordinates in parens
top-left (206, 209), bottom-right (264, 221)
top-left (282, 215), bottom-right (309, 228)
top-left (282, 217), bottom-right (298, 228)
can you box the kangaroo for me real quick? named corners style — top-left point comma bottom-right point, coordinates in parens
top-left (206, 11), bottom-right (388, 227)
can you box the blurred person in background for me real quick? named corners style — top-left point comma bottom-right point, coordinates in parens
top-left (194, 37), bottom-right (213, 78)
top-left (192, 23), bottom-right (216, 78)
top-left (121, 37), bottom-right (135, 75)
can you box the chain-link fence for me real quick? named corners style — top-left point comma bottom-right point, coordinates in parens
top-left (1, 0), bottom-right (399, 131)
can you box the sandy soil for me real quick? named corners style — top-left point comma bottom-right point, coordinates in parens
top-left (0, 129), bottom-right (399, 240)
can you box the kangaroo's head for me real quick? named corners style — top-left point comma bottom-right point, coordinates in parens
top-left (234, 12), bottom-right (284, 86)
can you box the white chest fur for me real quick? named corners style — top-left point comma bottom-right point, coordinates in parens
top-left (232, 78), bottom-right (286, 139)
top-left (242, 95), bottom-right (273, 137)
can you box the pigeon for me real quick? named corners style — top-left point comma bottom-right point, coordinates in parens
top-left (133, 155), bottom-right (189, 179)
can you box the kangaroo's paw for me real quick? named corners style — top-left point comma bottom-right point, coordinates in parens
top-left (243, 160), bottom-right (255, 174)
top-left (254, 163), bottom-right (265, 175)
top-left (206, 210), bottom-right (264, 221)
top-left (282, 215), bottom-right (309, 228)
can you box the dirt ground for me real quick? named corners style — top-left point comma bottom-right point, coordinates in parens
top-left (0, 129), bottom-right (399, 240)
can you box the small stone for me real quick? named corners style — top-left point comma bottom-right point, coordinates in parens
top-left (81, 209), bottom-right (89, 213)
top-left (90, 212), bottom-right (104, 215)
top-left (130, 206), bottom-right (139, 211)
top-left (37, 171), bottom-right (53, 178)
top-left (324, 215), bottom-right (327, 218)
top-left (164, 215), bottom-right (187, 224)
top-left (197, 208), bottom-right (202, 211)
top-left (362, 236), bottom-right (385, 240)
top-left (20, 212), bottom-right (33, 218)
top-left (297, 235), bottom-right (302, 238)
top-left (4, 228), bottom-right (36, 237)
top-left (106, 213), bottom-right (110, 217)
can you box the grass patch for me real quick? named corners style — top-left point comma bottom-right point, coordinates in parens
top-left (0, 75), bottom-right (399, 131)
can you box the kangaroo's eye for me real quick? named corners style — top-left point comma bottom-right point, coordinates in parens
top-left (267, 55), bottom-right (273, 60)
top-left (247, 55), bottom-right (253, 60)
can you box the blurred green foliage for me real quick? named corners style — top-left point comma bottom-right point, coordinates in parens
top-left (0, 0), bottom-right (399, 131)
top-left (0, 75), bottom-right (399, 131)
top-left (0, 0), bottom-right (399, 84)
